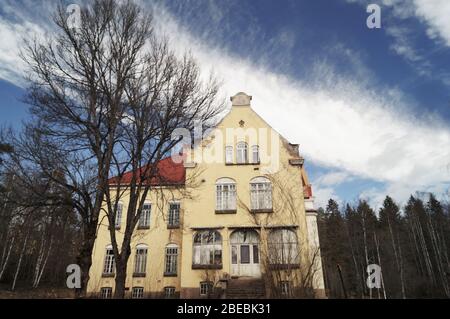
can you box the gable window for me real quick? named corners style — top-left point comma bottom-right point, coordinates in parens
top-left (200, 281), bottom-right (213, 296)
top-left (138, 203), bottom-right (151, 228)
top-left (114, 203), bottom-right (123, 229)
top-left (236, 142), bottom-right (248, 164)
top-left (164, 244), bottom-right (178, 276)
top-left (225, 146), bottom-right (233, 164)
top-left (132, 287), bottom-right (144, 299)
top-left (252, 145), bottom-right (260, 164)
top-left (250, 177), bottom-right (272, 211)
top-left (168, 202), bottom-right (180, 228)
top-left (134, 244), bottom-right (148, 276)
top-left (103, 245), bottom-right (115, 276)
top-left (216, 178), bottom-right (236, 212)
top-left (193, 230), bottom-right (222, 268)
top-left (100, 287), bottom-right (113, 299)
top-left (268, 229), bottom-right (299, 265)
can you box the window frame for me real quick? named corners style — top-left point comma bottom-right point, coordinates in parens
top-left (100, 287), bottom-right (112, 299)
top-left (114, 202), bottom-right (123, 229)
top-left (164, 244), bottom-right (179, 276)
top-left (138, 203), bottom-right (151, 229)
top-left (268, 229), bottom-right (300, 267)
top-left (164, 287), bottom-right (176, 299)
top-left (250, 177), bottom-right (273, 212)
top-left (192, 230), bottom-right (223, 269)
top-left (167, 202), bottom-right (180, 228)
top-left (133, 244), bottom-right (148, 276)
top-left (131, 287), bottom-right (144, 299)
top-left (251, 145), bottom-right (260, 164)
top-left (200, 281), bottom-right (214, 297)
top-left (102, 245), bottom-right (115, 276)
top-left (280, 281), bottom-right (291, 296)
top-left (215, 178), bottom-right (237, 213)
top-left (236, 142), bottom-right (248, 164)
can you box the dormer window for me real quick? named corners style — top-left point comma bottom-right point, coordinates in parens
top-left (236, 142), bottom-right (248, 164)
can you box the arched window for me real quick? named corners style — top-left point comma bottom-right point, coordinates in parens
top-left (165, 244), bottom-right (178, 276)
top-left (236, 142), bottom-right (248, 164)
top-left (103, 245), bottom-right (115, 275)
top-left (225, 146), bottom-right (233, 164)
top-left (216, 178), bottom-right (236, 211)
top-left (250, 177), bottom-right (272, 210)
top-left (251, 145), bottom-right (260, 164)
top-left (134, 244), bottom-right (148, 275)
top-left (268, 229), bottom-right (299, 265)
top-left (193, 230), bottom-right (222, 266)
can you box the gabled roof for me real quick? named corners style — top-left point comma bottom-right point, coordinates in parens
top-left (108, 156), bottom-right (185, 186)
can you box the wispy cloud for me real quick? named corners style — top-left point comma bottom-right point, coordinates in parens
top-left (1, 0), bottom-right (449, 208)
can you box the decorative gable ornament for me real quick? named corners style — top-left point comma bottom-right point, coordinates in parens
top-left (230, 92), bottom-right (252, 106)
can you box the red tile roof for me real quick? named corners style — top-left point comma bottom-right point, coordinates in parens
top-left (108, 157), bottom-right (185, 186)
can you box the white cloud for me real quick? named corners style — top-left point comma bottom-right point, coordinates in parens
top-left (1, 1), bottom-right (449, 207)
top-left (413, 0), bottom-right (450, 46)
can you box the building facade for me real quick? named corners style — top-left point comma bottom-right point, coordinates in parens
top-left (87, 92), bottom-right (325, 299)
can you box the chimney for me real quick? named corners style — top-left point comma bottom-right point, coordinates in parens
top-left (230, 92), bottom-right (252, 107)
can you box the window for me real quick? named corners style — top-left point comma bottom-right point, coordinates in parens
top-left (252, 145), bottom-right (260, 164)
top-left (164, 287), bottom-right (176, 299)
top-left (134, 244), bottom-right (148, 275)
top-left (280, 281), bottom-right (291, 296)
top-left (236, 142), bottom-right (248, 164)
top-left (216, 178), bottom-right (236, 211)
top-left (132, 287), bottom-right (144, 299)
top-left (100, 287), bottom-right (112, 299)
top-left (250, 177), bottom-right (272, 210)
top-left (193, 230), bottom-right (222, 267)
top-left (138, 203), bottom-right (151, 228)
top-left (268, 229), bottom-right (299, 265)
top-left (103, 245), bottom-right (115, 275)
top-left (164, 244), bottom-right (178, 276)
top-left (200, 281), bottom-right (213, 296)
top-left (114, 203), bottom-right (123, 228)
top-left (225, 146), bottom-right (233, 164)
top-left (168, 202), bottom-right (180, 228)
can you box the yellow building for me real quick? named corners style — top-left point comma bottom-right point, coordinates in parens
top-left (87, 92), bottom-right (325, 299)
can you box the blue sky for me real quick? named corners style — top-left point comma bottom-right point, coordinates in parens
top-left (0, 0), bottom-right (449, 209)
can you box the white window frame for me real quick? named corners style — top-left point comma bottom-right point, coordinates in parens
top-left (114, 202), bottom-right (123, 228)
top-left (216, 178), bottom-right (236, 211)
top-left (193, 230), bottom-right (222, 266)
top-left (200, 281), bottom-right (213, 296)
top-left (236, 142), bottom-right (248, 164)
top-left (225, 146), bottom-right (233, 164)
top-left (250, 177), bottom-right (272, 210)
top-left (268, 229), bottom-right (299, 265)
top-left (134, 244), bottom-right (148, 275)
top-left (168, 202), bottom-right (180, 227)
top-left (138, 203), bottom-right (151, 228)
top-left (165, 244), bottom-right (178, 275)
top-left (132, 287), bottom-right (144, 299)
top-left (100, 287), bottom-right (112, 299)
top-left (252, 145), bottom-right (260, 164)
top-left (103, 245), bottom-right (115, 275)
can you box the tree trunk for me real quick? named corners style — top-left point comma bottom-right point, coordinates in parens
top-left (12, 229), bottom-right (30, 291)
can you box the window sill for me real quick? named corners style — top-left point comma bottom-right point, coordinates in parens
top-left (133, 273), bottom-right (146, 278)
top-left (251, 209), bottom-right (273, 214)
top-left (268, 264), bottom-right (300, 270)
top-left (215, 209), bottom-right (237, 214)
top-left (225, 162), bottom-right (260, 166)
top-left (137, 226), bottom-right (150, 230)
top-left (164, 272), bottom-right (178, 277)
top-left (167, 225), bottom-right (180, 230)
top-left (192, 264), bottom-right (223, 270)
top-left (102, 273), bottom-right (115, 278)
